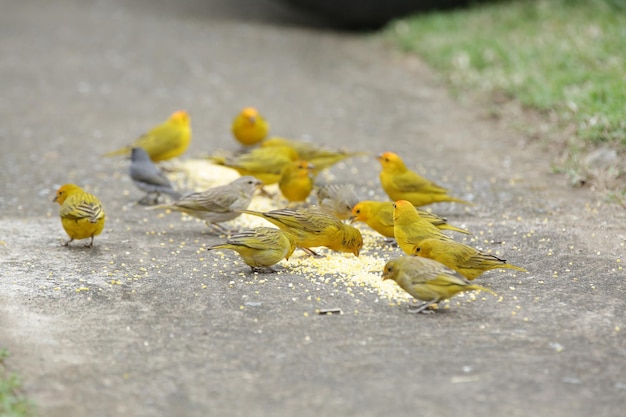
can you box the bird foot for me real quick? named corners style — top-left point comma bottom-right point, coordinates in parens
top-left (300, 247), bottom-right (324, 258)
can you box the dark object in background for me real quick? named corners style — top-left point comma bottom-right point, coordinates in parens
top-left (278, 0), bottom-right (476, 29)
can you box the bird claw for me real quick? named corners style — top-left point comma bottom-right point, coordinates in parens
top-left (408, 302), bottom-right (437, 314)
top-left (300, 247), bottom-right (323, 258)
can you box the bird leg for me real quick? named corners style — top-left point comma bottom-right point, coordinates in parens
top-left (250, 266), bottom-right (279, 274)
top-left (408, 300), bottom-right (438, 314)
top-left (299, 247), bottom-right (324, 258)
top-left (63, 238), bottom-right (74, 247)
top-left (85, 236), bottom-right (95, 248)
top-left (258, 186), bottom-right (275, 198)
top-left (138, 193), bottom-right (161, 206)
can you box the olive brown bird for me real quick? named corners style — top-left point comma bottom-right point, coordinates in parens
top-left (207, 227), bottom-right (296, 273)
top-left (148, 176), bottom-right (262, 233)
top-left (239, 207), bottom-right (363, 257)
top-left (382, 256), bottom-right (497, 314)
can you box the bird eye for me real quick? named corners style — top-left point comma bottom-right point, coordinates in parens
top-left (392, 203), bottom-right (396, 208)
top-left (386, 266), bottom-right (393, 273)
top-left (355, 209), bottom-right (361, 214)
top-left (415, 248), bottom-right (421, 253)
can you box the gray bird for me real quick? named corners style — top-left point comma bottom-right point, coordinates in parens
top-left (129, 147), bottom-right (181, 205)
top-left (316, 183), bottom-right (360, 221)
top-left (147, 176), bottom-right (263, 233)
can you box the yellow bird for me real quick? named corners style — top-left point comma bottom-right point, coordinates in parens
top-left (240, 207), bottom-right (363, 257)
top-left (350, 200), bottom-right (470, 238)
top-left (382, 256), bottom-right (497, 314)
top-left (261, 137), bottom-right (366, 175)
top-left (279, 160), bottom-right (315, 203)
top-left (377, 151), bottom-right (471, 206)
top-left (103, 110), bottom-right (192, 162)
top-left (207, 227), bottom-right (296, 273)
top-left (53, 184), bottom-right (106, 247)
top-left (231, 107), bottom-right (270, 147)
top-left (209, 145), bottom-right (299, 185)
top-left (393, 199), bottom-right (454, 255)
top-left (414, 238), bottom-right (528, 280)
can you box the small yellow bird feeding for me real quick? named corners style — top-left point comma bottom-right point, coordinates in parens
top-left (414, 238), bottom-right (528, 280)
top-left (279, 160), bottom-right (315, 203)
top-left (261, 137), bottom-right (366, 175)
top-left (231, 107), bottom-right (270, 147)
top-left (377, 151), bottom-right (471, 207)
top-left (148, 176), bottom-right (262, 233)
top-left (103, 110), bottom-right (192, 162)
top-left (209, 145), bottom-right (299, 185)
top-left (393, 200), bottom-right (454, 255)
top-left (350, 200), bottom-right (470, 239)
top-left (53, 184), bottom-right (106, 247)
top-left (207, 227), bottom-right (296, 273)
top-left (382, 256), bottom-right (497, 314)
top-left (240, 207), bottom-right (363, 257)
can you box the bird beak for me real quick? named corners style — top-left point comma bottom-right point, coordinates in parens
top-left (52, 196), bottom-right (58, 202)
top-left (376, 154), bottom-right (383, 161)
top-left (348, 216), bottom-right (356, 224)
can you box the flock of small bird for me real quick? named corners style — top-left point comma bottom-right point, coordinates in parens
top-left (52, 107), bottom-right (527, 314)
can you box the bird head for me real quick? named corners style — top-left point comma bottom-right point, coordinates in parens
top-left (382, 259), bottom-right (399, 282)
top-left (240, 107), bottom-right (260, 124)
top-left (170, 110), bottom-right (190, 124)
top-left (392, 200), bottom-right (415, 222)
top-left (53, 183), bottom-right (81, 204)
top-left (343, 226), bottom-right (363, 257)
top-left (130, 147), bottom-right (150, 162)
top-left (376, 151), bottom-right (407, 173)
top-left (349, 202), bottom-right (368, 223)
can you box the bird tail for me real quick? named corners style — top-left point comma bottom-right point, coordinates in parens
top-left (438, 223), bottom-right (471, 235)
top-left (145, 204), bottom-right (174, 211)
top-left (468, 285), bottom-right (498, 298)
top-left (206, 243), bottom-right (230, 252)
top-left (504, 263), bottom-right (528, 273)
top-left (450, 197), bottom-right (475, 206)
top-left (102, 146), bottom-right (131, 157)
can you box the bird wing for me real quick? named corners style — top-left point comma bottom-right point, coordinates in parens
top-left (265, 209), bottom-right (326, 233)
top-left (407, 257), bottom-right (468, 285)
top-left (174, 188), bottom-right (237, 213)
top-left (130, 164), bottom-right (172, 187)
top-left (61, 198), bottom-right (104, 223)
top-left (227, 229), bottom-right (278, 250)
top-left (392, 172), bottom-right (448, 194)
top-left (133, 123), bottom-right (182, 156)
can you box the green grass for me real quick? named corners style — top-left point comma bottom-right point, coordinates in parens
top-left (384, 0), bottom-right (626, 191)
top-left (0, 350), bottom-right (36, 417)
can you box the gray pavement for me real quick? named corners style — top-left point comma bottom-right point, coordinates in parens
top-left (1, 0), bottom-right (625, 416)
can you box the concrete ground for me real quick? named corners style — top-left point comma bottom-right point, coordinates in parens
top-left (1, 0), bottom-right (625, 416)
